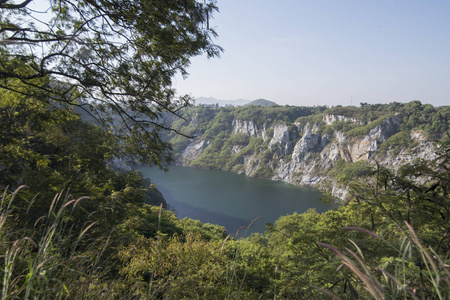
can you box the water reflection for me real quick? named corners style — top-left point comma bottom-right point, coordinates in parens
top-left (138, 166), bottom-right (331, 234)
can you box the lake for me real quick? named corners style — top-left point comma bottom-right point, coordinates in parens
top-left (137, 166), bottom-right (332, 235)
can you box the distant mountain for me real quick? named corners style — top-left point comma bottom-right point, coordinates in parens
top-left (245, 99), bottom-right (278, 107)
top-left (195, 97), bottom-right (250, 107)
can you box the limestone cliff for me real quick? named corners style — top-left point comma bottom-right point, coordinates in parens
top-left (168, 103), bottom-right (447, 200)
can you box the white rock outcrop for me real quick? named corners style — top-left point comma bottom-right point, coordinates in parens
top-left (182, 140), bottom-right (210, 162)
top-left (232, 119), bottom-right (258, 136)
top-left (323, 114), bottom-right (363, 125)
top-left (177, 113), bottom-right (436, 202)
top-left (269, 124), bottom-right (289, 147)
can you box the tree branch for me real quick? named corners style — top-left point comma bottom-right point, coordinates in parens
top-left (0, 0), bottom-right (32, 9)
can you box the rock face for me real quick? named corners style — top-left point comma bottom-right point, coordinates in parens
top-left (174, 111), bottom-right (439, 200)
top-left (261, 123), bottom-right (270, 142)
top-left (346, 115), bottom-right (402, 161)
top-left (181, 140), bottom-right (210, 162)
top-left (323, 114), bottom-right (363, 125)
top-left (292, 124), bottom-right (322, 162)
top-left (269, 124), bottom-right (292, 156)
top-left (232, 119), bottom-right (259, 136)
top-left (378, 130), bottom-right (438, 168)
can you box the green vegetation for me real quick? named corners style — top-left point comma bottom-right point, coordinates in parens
top-left (234, 105), bottom-right (325, 127)
top-left (1, 0), bottom-right (222, 167)
top-left (2, 1), bottom-right (450, 298)
top-left (324, 101), bottom-right (450, 140)
top-left (378, 131), bottom-right (415, 156)
top-left (2, 141), bottom-right (449, 298)
top-left (168, 101), bottom-right (449, 183)
top-left (345, 115), bottom-right (390, 137)
top-left (329, 160), bottom-right (373, 183)
top-left (2, 90), bottom-right (450, 298)
top-left (3, 87), bottom-right (449, 298)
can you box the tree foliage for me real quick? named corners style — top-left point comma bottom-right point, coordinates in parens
top-left (2, 3), bottom-right (450, 296)
top-left (1, 0), bottom-right (222, 165)
top-left (1, 100), bottom-right (449, 298)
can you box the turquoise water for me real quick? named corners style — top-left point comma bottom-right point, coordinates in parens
top-left (137, 166), bottom-right (331, 234)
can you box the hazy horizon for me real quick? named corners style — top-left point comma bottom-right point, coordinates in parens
top-left (193, 96), bottom-right (445, 107)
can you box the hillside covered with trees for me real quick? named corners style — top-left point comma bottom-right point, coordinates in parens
top-left (1, 0), bottom-right (450, 299)
top-left (168, 101), bottom-right (449, 200)
top-left (2, 97), bottom-right (449, 298)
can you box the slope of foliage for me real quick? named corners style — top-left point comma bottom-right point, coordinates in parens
top-left (166, 101), bottom-right (449, 186)
top-left (2, 83), bottom-right (449, 299)
top-left (2, 142), bottom-right (449, 299)
top-left (2, 86), bottom-right (449, 299)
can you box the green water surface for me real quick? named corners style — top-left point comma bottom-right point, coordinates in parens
top-left (138, 166), bottom-right (331, 234)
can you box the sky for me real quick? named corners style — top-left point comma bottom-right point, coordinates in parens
top-left (173, 0), bottom-right (450, 107)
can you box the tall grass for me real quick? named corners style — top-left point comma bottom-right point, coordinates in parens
top-left (225, 217), bottom-right (262, 299)
top-left (0, 186), bottom-right (95, 299)
top-left (318, 223), bottom-right (450, 299)
top-left (1, 185), bottom-right (26, 300)
top-left (146, 203), bottom-right (163, 299)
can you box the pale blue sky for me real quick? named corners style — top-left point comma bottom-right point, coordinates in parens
top-left (174, 0), bottom-right (450, 107)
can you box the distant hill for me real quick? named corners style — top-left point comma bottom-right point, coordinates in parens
top-left (195, 97), bottom-right (250, 107)
top-left (245, 99), bottom-right (278, 107)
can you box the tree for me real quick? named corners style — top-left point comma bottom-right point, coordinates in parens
top-left (0, 0), bottom-right (222, 166)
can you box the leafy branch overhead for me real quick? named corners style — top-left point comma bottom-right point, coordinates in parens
top-left (0, 0), bottom-right (222, 165)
